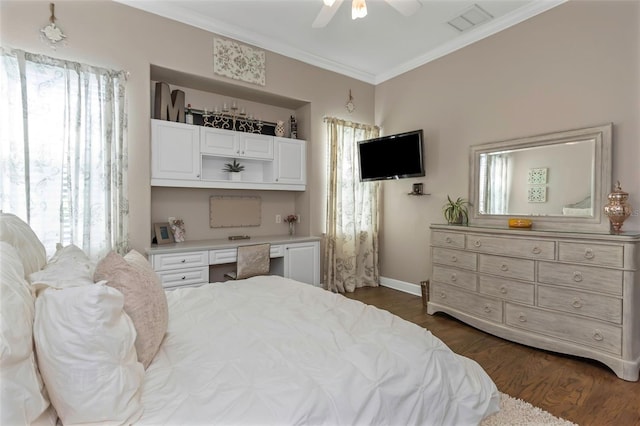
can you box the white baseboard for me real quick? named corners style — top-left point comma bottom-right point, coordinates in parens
top-left (379, 276), bottom-right (421, 296)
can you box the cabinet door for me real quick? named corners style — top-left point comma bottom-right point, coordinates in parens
top-left (238, 133), bottom-right (274, 159)
top-left (200, 127), bottom-right (238, 156)
top-left (274, 138), bottom-right (306, 184)
top-left (151, 119), bottom-right (200, 180)
top-left (285, 241), bottom-right (320, 286)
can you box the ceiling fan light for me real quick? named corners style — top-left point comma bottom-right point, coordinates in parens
top-left (352, 0), bottom-right (367, 20)
top-left (323, 0), bottom-right (336, 6)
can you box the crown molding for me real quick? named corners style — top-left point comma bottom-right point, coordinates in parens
top-left (116, 0), bottom-right (567, 86)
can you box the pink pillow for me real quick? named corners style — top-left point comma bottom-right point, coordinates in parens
top-left (94, 251), bottom-right (168, 368)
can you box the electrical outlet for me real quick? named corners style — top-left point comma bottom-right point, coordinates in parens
top-left (275, 214), bottom-right (281, 223)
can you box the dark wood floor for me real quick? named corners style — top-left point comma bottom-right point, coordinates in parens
top-left (344, 285), bottom-right (640, 426)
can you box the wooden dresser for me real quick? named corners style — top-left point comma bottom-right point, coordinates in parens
top-left (428, 224), bottom-right (640, 381)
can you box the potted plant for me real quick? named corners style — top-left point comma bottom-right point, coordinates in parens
top-left (223, 159), bottom-right (244, 181)
top-left (442, 195), bottom-right (469, 225)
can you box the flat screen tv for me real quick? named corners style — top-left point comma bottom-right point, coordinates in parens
top-left (358, 129), bottom-right (425, 182)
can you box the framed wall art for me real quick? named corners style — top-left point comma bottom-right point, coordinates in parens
top-left (527, 186), bottom-right (547, 203)
top-left (213, 38), bottom-right (266, 86)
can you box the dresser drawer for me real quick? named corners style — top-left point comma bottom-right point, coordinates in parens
top-left (156, 266), bottom-right (209, 289)
top-left (432, 265), bottom-right (477, 291)
top-left (537, 285), bottom-right (621, 324)
top-left (558, 242), bottom-right (623, 268)
top-left (430, 282), bottom-right (502, 323)
top-left (467, 234), bottom-right (555, 260)
top-left (478, 254), bottom-right (534, 281)
top-left (152, 251), bottom-right (208, 271)
top-left (537, 262), bottom-right (622, 296)
top-left (432, 248), bottom-right (477, 271)
top-left (431, 231), bottom-right (465, 249)
top-left (478, 276), bottom-right (534, 305)
top-left (505, 303), bottom-right (622, 355)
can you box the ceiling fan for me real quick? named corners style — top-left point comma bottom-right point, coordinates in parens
top-left (312, 0), bottom-right (422, 28)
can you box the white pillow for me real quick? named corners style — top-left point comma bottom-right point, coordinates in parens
top-left (34, 283), bottom-right (144, 425)
top-left (29, 244), bottom-right (95, 291)
top-left (0, 242), bottom-right (52, 425)
top-left (0, 212), bottom-right (47, 277)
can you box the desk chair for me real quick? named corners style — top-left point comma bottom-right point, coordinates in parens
top-left (224, 243), bottom-right (271, 280)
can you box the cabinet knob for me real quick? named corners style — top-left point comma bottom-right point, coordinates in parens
top-left (584, 248), bottom-right (595, 260)
top-left (592, 330), bottom-right (604, 341)
top-left (572, 271), bottom-right (583, 282)
top-left (181, 259), bottom-right (186, 263)
top-left (181, 276), bottom-right (186, 280)
top-left (500, 285), bottom-right (507, 294)
top-left (500, 263), bottom-right (509, 272)
top-left (531, 246), bottom-right (541, 255)
top-left (518, 313), bottom-right (527, 322)
top-left (571, 298), bottom-right (583, 309)
top-left (474, 240), bottom-right (481, 247)
top-left (439, 291), bottom-right (446, 299)
top-left (483, 304), bottom-right (492, 313)
top-left (451, 255), bottom-right (458, 263)
top-left (445, 237), bottom-right (452, 243)
top-left (450, 273), bottom-right (457, 282)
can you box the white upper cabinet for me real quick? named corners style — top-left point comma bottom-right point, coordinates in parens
top-left (274, 137), bottom-right (306, 185)
top-left (201, 127), bottom-right (273, 160)
top-left (151, 120), bottom-right (306, 191)
top-left (151, 119), bottom-right (200, 181)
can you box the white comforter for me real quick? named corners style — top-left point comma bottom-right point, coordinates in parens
top-left (139, 276), bottom-right (499, 425)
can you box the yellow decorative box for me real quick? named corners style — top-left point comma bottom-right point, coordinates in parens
top-left (508, 218), bottom-right (533, 228)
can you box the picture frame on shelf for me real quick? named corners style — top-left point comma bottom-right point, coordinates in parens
top-left (154, 222), bottom-right (174, 245)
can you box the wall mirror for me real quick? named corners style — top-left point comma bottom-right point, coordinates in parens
top-left (469, 123), bottom-right (612, 232)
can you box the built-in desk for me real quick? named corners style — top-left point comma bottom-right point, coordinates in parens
top-left (147, 235), bottom-right (321, 290)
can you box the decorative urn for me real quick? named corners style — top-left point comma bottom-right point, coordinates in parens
top-left (603, 181), bottom-right (632, 233)
top-left (274, 120), bottom-right (285, 137)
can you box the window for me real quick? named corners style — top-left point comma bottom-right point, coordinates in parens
top-left (0, 48), bottom-right (128, 258)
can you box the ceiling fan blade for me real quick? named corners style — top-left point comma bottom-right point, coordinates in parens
top-left (312, 0), bottom-right (344, 28)
top-left (385, 0), bottom-right (421, 17)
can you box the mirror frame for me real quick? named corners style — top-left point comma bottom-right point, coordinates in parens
top-left (469, 123), bottom-right (612, 232)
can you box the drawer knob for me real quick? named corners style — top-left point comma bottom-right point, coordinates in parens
top-left (474, 240), bottom-right (481, 247)
top-left (584, 248), bottom-right (595, 260)
top-left (572, 271), bottom-right (583, 282)
top-left (451, 256), bottom-right (458, 263)
top-left (593, 330), bottom-right (604, 341)
top-left (500, 285), bottom-right (508, 294)
top-left (483, 304), bottom-right (492, 313)
top-left (500, 263), bottom-right (509, 272)
top-left (531, 246), bottom-right (541, 255)
top-left (181, 259), bottom-right (186, 263)
top-left (439, 291), bottom-right (447, 299)
top-left (181, 276), bottom-right (186, 280)
top-left (445, 237), bottom-right (452, 243)
top-left (450, 273), bottom-right (457, 282)
top-left (518, 313), bottom-right (527, 322)
top-left (571, 298), bottom-right (583, 309)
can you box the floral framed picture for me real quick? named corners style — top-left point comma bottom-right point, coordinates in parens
top-left (154, 222), bottom-right (174, 245)
top-left (213, 38), bottom-right (266, 86)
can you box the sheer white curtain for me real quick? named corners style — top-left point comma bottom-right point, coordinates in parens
top-left (479, 153), bottom-right (509, 214)
top-left (0, 48), bottom-right (128, 258)
top-left (324, 117), bottom-right (380, 293)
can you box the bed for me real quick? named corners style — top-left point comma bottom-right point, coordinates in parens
top-left (1, 212), bottom-right (500, 425)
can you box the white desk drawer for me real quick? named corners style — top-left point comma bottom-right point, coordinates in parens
top-left (270, 244), bottom-right (284, 258)
top-left (209, 248), bottom-right (237, 265)
top-left (152, 251), bottom-right (208, 271)
top-left (157, 266), bottom-right (209, 289)
top-left (558, 242), bottom-right (623, 268)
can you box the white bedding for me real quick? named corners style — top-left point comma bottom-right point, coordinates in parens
top-left (140, 275), bottom-right (499, 425)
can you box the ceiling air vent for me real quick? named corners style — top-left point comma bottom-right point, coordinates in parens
top-left (447, 4), bottom-right (493, 32)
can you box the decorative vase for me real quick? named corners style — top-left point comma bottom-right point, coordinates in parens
top-left (275, 120), bottom-right (285, 137)
top-left (229, 172), bottom-right (242, 181)
top-left (288, 221), bottom-right (295, 236)
top-left (604, 181), bottom-right (632, 233)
